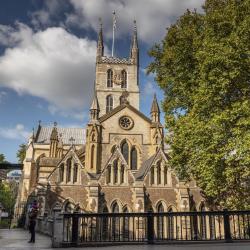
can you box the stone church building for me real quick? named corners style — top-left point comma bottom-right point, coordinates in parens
top-left (16, 21), bottom-right (204, 217)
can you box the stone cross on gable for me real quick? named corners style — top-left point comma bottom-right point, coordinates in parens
top-left (69, 136), bottom-right (75, 146)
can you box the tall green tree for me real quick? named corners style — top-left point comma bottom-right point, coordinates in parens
top-left (16, 144), bottom-right (26, 164)
top-left (0, 154), bottom-right (5, 163)
top-left (148, 0), bottom-right (250, 209)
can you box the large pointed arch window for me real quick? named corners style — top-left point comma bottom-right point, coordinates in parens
top-left (130, 147), bottom-right (137, 170)
top-left (121, 70), bottom-right (127, 89)
top-left (106, 95), bottom-right (113, 113)
top-left (121, 141), bottom-right (129, 163)
top-left (107, 69), bottom-right (113, 87)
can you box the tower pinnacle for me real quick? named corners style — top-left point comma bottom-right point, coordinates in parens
top-left (150, 93), bottom-right (160, 123)
top-left (97, 18), bottom-right (104, 60)
top-left (90, 92), bottom-right (100, 121)
top-left (130, 19), bottom-right (139, 65)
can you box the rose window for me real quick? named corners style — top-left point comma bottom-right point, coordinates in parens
top-left (119, 116), bottom-right (134, 130)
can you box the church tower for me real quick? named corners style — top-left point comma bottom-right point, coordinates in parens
top-left (95, 19), bottom-right (140, 116)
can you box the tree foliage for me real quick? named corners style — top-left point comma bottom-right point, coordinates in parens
top-left (0, 182), bottom-right (16, 213)
top-left (148, 0), bottom-right (250, 209)
top-left (16, 144), bottom-right (26, 164)
top-left (0, 154), bottom-right (6, 163)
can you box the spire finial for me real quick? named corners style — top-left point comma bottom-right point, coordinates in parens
top-left (151, 92), bottom-right (160, 116)
top-left (97, 17), bottom-right (104, 59)
top-left (130, 19), bottom-right (138, 63)
top-left (111, 11), bottom-right (117, 57)
top-left (133, 19), bottom-right (137, 31)
top-left (99, 17), bottom-right (102, 28)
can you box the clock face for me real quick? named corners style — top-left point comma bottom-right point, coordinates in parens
top-left (119, 116), bottom-right (134, 130)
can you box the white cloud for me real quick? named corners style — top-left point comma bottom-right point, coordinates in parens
top-left (48, 104), bottom-right (86, 121)
top-left (67, 0), bottom-right (203, 44)
top-left (0, 91), bottom-right (7, 103)
top-left (0, 124), bottom-right (30, 140)
top-left (0, 22), bottom-right (96, 113)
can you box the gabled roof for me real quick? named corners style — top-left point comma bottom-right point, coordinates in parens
top-left (99, 103), bottom-right (152, 123)
top-left (135, 148), bottom-right (169, 181)
top-left (35, 127), bottom-right (85, 145)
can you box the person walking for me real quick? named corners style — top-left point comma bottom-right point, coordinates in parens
top-left (28, 200), bottom-right (38, 243)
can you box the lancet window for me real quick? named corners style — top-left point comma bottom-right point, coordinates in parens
top-left (59, 156), bottom-right (79, 184)
top-left (106, 95), bottom-right (113, 113)
top-left (107, 69), bottom-right (113, 87)
top-left (150, 160), bottom-right (169, 186)
top-left (121, 70), bottom-right (127, 89)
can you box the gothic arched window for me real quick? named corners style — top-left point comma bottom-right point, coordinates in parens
top-left (120, 165), bottom-right (125, 184)
top-left (157, 203), bottom-right (164, 239)
top-left (121, 141), bottom-right (129, 163)
top-left (123, 206), bottom-right (129, 240)
top-left (107, 69), bottom-right (113, 87)
top-left (66, 158), bottom-right (72, 183)
top-left (59, 164), bottom-right (64, 182)
top-left (121, 70), bottom-right (127, 89)
top-left (73, 164), bottom-right (78, 183)
top-left (113, 159), bottom-right (118, 184)
top-left (112, 202), bottom-right (119, 213)
top-left (106, 95), bottom-right (113, 113)
top-left (106, 165), bottom-right (111, 184)
top-left (151, 167), bottom-right (154, 185)
top-left (90, 145), bottom-right (95, 169)
top-left (130, 147), bottom-right (137, 170)
top-left (65, 202), bottom-right (74, 213)
top-left (157, 161), bottom-right (161, 184)
top-left (168, 207), bottom-right (174, 239)
top-left (164, 166), bottom-right (168, 185)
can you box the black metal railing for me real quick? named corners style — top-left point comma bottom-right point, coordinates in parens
top-left (62, 210), bottom-right (250, 246)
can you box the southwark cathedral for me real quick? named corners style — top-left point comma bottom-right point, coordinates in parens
top-left (16, 21), bottom-right (205, 218)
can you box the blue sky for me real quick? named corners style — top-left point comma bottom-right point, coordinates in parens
top-left (0, 0), bottom-right (203, 162)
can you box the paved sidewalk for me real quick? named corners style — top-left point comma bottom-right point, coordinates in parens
top-left (0, 229), bottom-right (250, 250)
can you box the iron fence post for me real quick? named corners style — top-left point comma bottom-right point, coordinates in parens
top-left (71, 212), bottom-right (79, 246)
top-left (223, 209), bottom-right (232, 242)
top-left (147, 211), bottom-right (154, 244)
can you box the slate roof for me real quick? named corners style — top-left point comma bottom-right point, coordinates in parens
top-left (100, 56), bottom-right (133, 65)
top-left (39, 157), bottom-right (61, 166)
top-left (35, 127), bottom-right (86, 145)
top-left (134, 154), bottom-right (156, 181)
